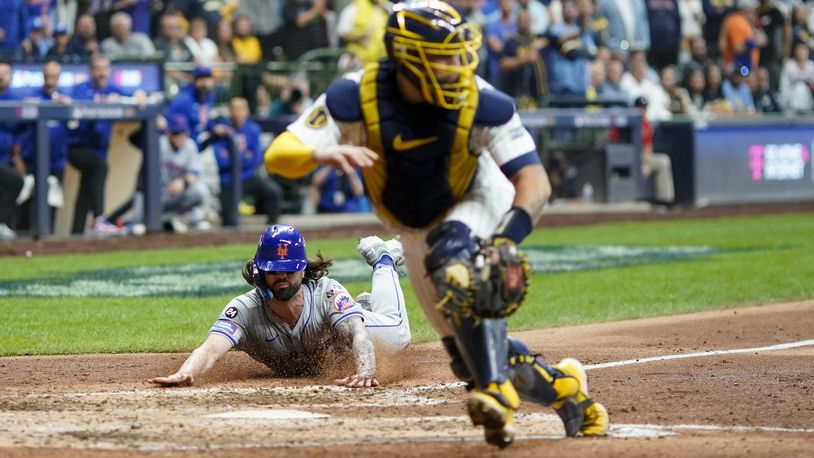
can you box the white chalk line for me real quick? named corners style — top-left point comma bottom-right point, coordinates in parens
top-left (584, 338), bottom-right (814, 370)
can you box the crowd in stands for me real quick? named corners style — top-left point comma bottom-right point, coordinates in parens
top-left (2, 0), bottom-right (814, 240)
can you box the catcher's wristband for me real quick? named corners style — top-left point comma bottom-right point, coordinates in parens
top-left (494, 207), bottom-right (533, 244)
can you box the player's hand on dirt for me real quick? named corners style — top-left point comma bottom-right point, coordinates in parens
top-left (313, 145), bottom-right (378, 176)
top-left (334, 373), bottom-right (379, 388)
top-left (148, 372), bottom-right (193, 387)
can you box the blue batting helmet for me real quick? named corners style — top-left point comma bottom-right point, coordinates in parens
top-left (385, 1), bottom-right (481, 110)
top-left (254, 225), bottom-right (308, 273)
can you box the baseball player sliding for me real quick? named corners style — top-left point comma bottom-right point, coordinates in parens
top-left (149, 224), bottom-right (411, 388)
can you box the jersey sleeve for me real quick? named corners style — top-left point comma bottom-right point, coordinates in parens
top-left (208, 297), bottom-right (249, 347)
top-left (475, 112), bottom-right (541, 178)
top-left (320, 279), bottom-right (365, 329)
top-left (286, 93), bottom-right (344, 149)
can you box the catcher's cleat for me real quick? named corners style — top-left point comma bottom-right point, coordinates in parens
top-left (467, 381), bottom-right (520, 448)
top-left (551, 358), bottom-right (609, 437)
top-left (357, 236), bottom-right (407, 274)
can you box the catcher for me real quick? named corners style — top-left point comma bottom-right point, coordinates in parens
top-left (263, 1), bottom-right (608, 447)
top-left (149, 224), bottom-right (411, 388)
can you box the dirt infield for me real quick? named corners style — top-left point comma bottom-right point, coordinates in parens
top-left (1, 300), bottom-right (812, 457)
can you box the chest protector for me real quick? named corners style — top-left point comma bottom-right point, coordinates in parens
top-left (359, 62), bottom-right (480, 228)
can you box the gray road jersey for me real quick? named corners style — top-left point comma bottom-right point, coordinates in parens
top-left (209, 277), bottom-right (364, 374)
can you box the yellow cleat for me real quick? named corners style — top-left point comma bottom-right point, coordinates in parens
top-left (551, 358), bottom-right (610, 437)
top-left (466, 381), bottom-right (520, 448)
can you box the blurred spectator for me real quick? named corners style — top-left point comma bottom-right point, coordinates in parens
top-left (121, 0), bottom-right (152, 36)
top-left (789, 5), bottom-right (814, 54)
top-left (65, 13), bottom-right (100, 59)
top-left (498, 9), bottom-right (547, 109)
top-left (779, 41), bottom-right (814, 113)
top-left (307, 166), bottom-right (370, 214)
top-left (677, 35), bottom-right (713, 80)
top-left (235, 0), bottom-right (283, 59)
top-left (597, 0), bottom-right (650, 54)
top-left (68, 54), bottom-right (147, 236)
top-left (185, 17), bottom-right (219, 65)
top-left (336, 0), bottom-right (389, 66)
top-left (703, 62), bottom-right (729, 111)
top-left (545, 149), bottom-right (578, 200)
top-left (232, 15), bottom-right (262, 64)
top-left (683, 66), bottom-right (707, 111)
top-left (632, 96), bottom-right (674, 205)
top-left (199, 0), bottom-right (238, 41)
top-left (660, 65), bottom-right (693, 115)
top-left (585, 60), bottom-right (606, 102)
top-left (577, 0), bottom-right (607, 48)
top-left (267, 78), bottom-right (312, 116)
top-left (483, 0), bottom-right (517, 84)
top-left (599, 58), bottom-right (629, 99)
top-left (0, 61), bottom-right (24, 240)
top-left (447, 0), bottom-right (487, 30)
top-left (751, 66), bottom-right (782, 112)
top-left (756, 0), bottom-right (790, 91)
top-left (719, 0), bottom-right (762, 74)
top-left (280, 0), bottom-right (331, 60)
top-left (154, 13), bottom-right (194, 63)
top-left (215, 17), bottom-right (237, 62)
top-left (156, 115), bottom-right (210, 232)
top-left (548, 0), bottom-right (596, 96)
top-left (46, 23), bottom-right (74, 62)
top-left (211, 97), bottom-right (283, 226)
top-left (16, 61), bottom-right (71, 233)
top-left (702, 0), bottom-right (734, 60)
top-left (0, 0), bottom-right (29, 59)
top-left (646, 0), bottom-right (682, 70)
top-left (620, 56), bottom-right (671, 120)
top-left (232, 15), bottom-right (263, 113)
top-left (721, 67), bottom-right (756, 112)
top-left (518, 0), bottom-right (551, 36)
top-left (17, 17), bottom-right (52, 62)
top-left (88, 0), bottom-right (116, 41)
top-left (166, 65), bottom-right (216, 146)
top-left (678, 0), bottom-right (705, 46)
top-left (100, 11), bottom-right (156, 59)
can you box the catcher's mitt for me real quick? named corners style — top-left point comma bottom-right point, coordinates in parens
top-left (433, 237), bottom-right (530, 320)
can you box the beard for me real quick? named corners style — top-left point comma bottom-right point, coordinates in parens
top-left (270, 279), bottom-right (301, 301)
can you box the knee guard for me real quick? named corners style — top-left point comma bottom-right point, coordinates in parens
top-left (507, 338), bottom-right (560, 406)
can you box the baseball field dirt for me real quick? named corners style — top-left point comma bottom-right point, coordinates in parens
top-left (1, 300), bottom-right (812, 457)
top-left (2, 203), bottom-right (813, 457)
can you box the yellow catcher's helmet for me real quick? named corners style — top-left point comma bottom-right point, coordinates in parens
top-left (385, 1), bottom-right (482, 110)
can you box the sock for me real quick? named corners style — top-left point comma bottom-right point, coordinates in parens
top-left (374, 255), bottom-right (394, 270)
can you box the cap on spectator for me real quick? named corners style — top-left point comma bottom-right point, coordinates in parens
top-left (167, 115), bottom-right (189, 134)
top-left (29, 17), bottom-right (44, 32)
top-left (54, 24), bottom-right (68, 36)
top-left (633, 96), bottom-right (649, 108)
top-left (193, 65), bottom-right (212, 79)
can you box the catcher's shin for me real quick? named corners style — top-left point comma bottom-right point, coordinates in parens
top-left (433, 237), bottom-right (530, 320)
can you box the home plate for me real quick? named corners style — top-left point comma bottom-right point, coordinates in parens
top-left (208, 410), bottom-right (330, 420)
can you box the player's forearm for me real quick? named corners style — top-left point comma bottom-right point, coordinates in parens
top-left (510, 164), bottom-right (550, 222)
top-left (264, 131), bottom-right (318, 179)
top-left (351, 331), bottom-right (377, 377)
top-left (177, 339), bottom-right (230, 379)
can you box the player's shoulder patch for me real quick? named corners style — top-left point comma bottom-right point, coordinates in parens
top-left (475, 89), bottom-right (516, 126)
top-left (333, 292), bottom-right (354, 313)
top-left (325, 78), bottom-right (362, 122)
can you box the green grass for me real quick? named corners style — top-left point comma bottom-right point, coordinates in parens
top-left (1, 212), bottom-right (813, 356)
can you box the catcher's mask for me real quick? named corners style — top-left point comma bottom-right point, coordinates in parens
top-left (253, 225), bottom-right (307, 301)
top-left (385, 1), bottom-right (481, 110)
